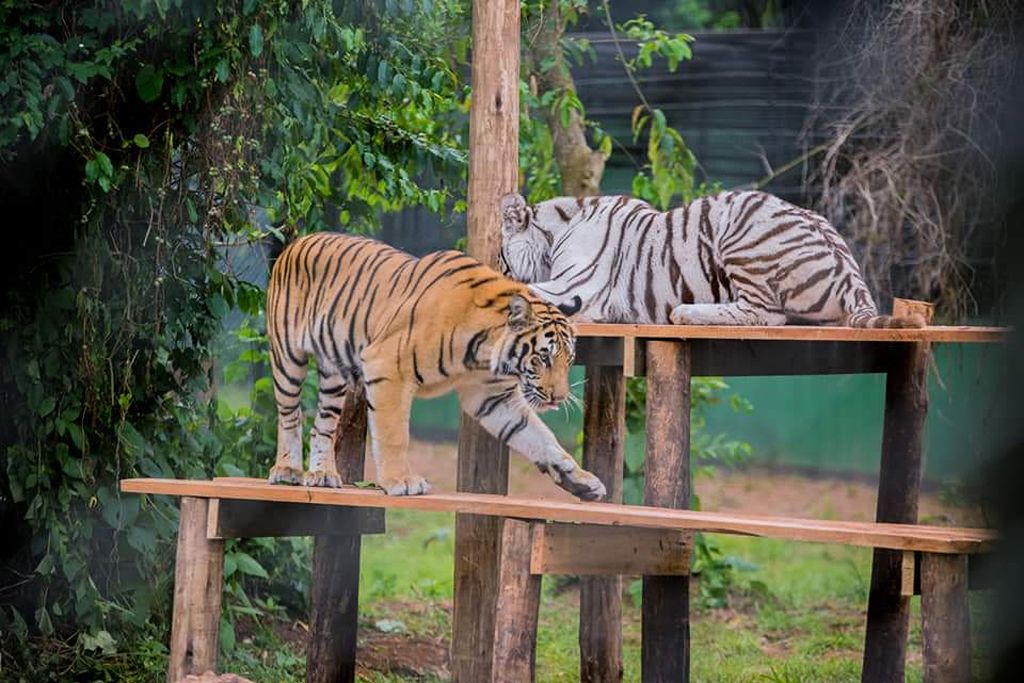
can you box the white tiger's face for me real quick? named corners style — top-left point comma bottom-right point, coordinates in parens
top-left (498, 193), bottom-right (582, 284)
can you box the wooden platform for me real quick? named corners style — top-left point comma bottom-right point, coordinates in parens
top-left (574, 322), bottom-right (1006, 343)
top-left (120, 478), bottom-right (994, 555)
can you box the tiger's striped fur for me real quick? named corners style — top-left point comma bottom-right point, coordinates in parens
top-left (266, 233), bottom-right (606, 500)
top-left (498, 191), bottom-right (926, 328)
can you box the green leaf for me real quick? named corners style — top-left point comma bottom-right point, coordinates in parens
top-left (249, 24), bottom-right (264, 58)
top-left (220, 617), bottom-right (236, 653)
top-left (37, 396), bottom-right (56, 417)
top-left (224, 553), bottom-right (238, 578)
top-left (135, 64), bottom-right (163, 103)
top-left (95, 151), bottom-right (113, 177)
top-left (215, 59), bottom-right (229, 83)
top-left (133, 133), bottom-right (150, 148)
top-left (234, 552), bottom-right (269, 579)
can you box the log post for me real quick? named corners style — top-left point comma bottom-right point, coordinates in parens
top-left (307, 384), bottom-right (369, 683)
top-left (862, 341), bottom-right (931, 683)
top-left (491, 520), bottom-right (543, 682)
top-left (580, 364), bottom-right (626, 682)
top-left (642, 341), bottom-right (691, 683)
top-left (920, 553), bottom-right (971, 683)
top-left (452, 1), bottom-right (520, 681)
top-left (167, 497), bottom-right (224, 683)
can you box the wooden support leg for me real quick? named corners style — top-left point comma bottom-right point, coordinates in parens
top-left (920, 554), bottom-right (971, 683)
top-left (453, 0), bottom-right (519, 676)
top-left (863, 342), bottom-right (930, 683)
top-left (168, 496), bottom-right (224, 683)
top-left (452, 415), bottom-right (511, 682)
top-left (580, 363), bottom-right (626, 683)
top-left (642, 341), bottom-right (691, 683)
top-left (307, 385), bottom-right (368, 683)
top-left (491, 520), bottom-right (542, 683)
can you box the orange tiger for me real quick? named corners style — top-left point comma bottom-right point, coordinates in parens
top-left (265, 233), bottom-right (606, 500)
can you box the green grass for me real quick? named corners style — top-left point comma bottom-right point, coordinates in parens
top-left (212, 511), bottom-right (989, 682)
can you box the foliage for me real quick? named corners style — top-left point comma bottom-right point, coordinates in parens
top-left (0, 0), bottom-right (470, 669)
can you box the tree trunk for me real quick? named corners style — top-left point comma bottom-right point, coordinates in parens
top-left (526, 2), bottom-right (608, 196)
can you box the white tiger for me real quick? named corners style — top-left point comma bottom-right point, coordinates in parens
top-left (498, 191), bottom-right (925, 328)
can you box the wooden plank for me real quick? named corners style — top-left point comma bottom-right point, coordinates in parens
top-left (574, 322), bottom-right (1005, 344)
top-left (580, 364), bottom-right (626, 682)
top-left (307, 385), bottom-right (368, 683)
top-left (863, 341), bottom-right (930, 683)
top-left (206, 499), bottom-right (384, 539)
top-left (578, 338), bottom-right (906, 376)
top-left (900, 552), bottom-right (990, 597)
top-left (900, 550), bottom-right (916, 598)
top-left (920, 553), bottom-right (971, 683)
top-left (893, 298), bottom-right (935, 324)
top-left (491, 519), bottom-right (542, 683)
top-left (120, 478), bottom-right (997, 554)
top-left (531, 523), bottom-right (689, 576)
top-left (167, 497), bottom-right (224, 683)
top-left (643, 340), bottom-right (691, 683)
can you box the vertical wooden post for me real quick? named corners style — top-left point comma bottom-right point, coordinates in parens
top-left (579, 364), bottom-right (626, 683)
top-left (920, 553), bottom-right (971, 683)
top-left (167, 497), bottom-right (224, 683)
top-left (642, 341), bottom-right (691, 683)
top-left (452, 1), bottom-right (520, 681)
top-left (491, 520), bottom-right (543, 682)
top-left (307, 385), bottom-right (369, 683)
top-left (862, 341), bottom-right (930, 683)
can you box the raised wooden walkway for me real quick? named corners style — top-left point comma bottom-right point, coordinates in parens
top-left (121, 477), bottom-right (994, 555)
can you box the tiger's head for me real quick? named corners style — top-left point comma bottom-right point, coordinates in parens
top-left (498, 193), bottom-right (584, 284)
top-left (491, 292), bottom-right (576, 412)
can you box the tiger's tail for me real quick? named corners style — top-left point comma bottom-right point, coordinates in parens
top-left (844, 308), bottom-right (927, 329)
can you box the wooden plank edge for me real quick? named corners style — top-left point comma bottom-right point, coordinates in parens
top-left (573, 323), bottom-right (1007, 344)
top-left (121, 479), bottom-right (995, 554)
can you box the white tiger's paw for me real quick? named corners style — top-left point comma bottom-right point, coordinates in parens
top-left (380, 475), bottom-right (432, 496)
top-left (302, 469), bottom-right (343, 488)
top-left (539, 456), bottom-right (607, 501)
top-left (669, 304), bottom-right (697, 325)
top-left (268, 465), bottom-right (303, 485)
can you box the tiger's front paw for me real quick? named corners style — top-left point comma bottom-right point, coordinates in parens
top-left (302, 469), bottom-right (343, 488)
top-left (541, 457), bottom-right (607, 501)
top-left (379, 474), bottom-right (432, 496)
top-left (268, 465), bottom-right (303, 485)
top-left (669, 304), bottom-right (696, 325)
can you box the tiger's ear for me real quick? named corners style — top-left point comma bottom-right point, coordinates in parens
top-left (507, 294), bottom-right (535, 330)
top-left (500, 193), bottom-right (528, 234)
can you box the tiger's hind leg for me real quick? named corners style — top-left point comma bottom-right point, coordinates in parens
top-left (302, 366), bottom-right (349, 488)
top-left (268, 347), bottom-right (309, 485)
top-left (669, 301), bottom-right (787, 326)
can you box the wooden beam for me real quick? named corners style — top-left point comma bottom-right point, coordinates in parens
top-left (453, 1), bottom-right (520, 680)
top-left (580, 364), bottom-right (627, 682)
top-left (920, 553), bottom-right (971, 683)
top-left (577, 338), bottom-right (907, 377)
top-left (120, 478), bottom-right (996, 555)
top-left (863, 341), bottom-right (930, 683)
top-left (642, 340), bottom-right (692, 683)
top-left (900, 550), bottom-right (916, 598)
top-left (574, 322), bottom-right (1005, 344)
top-left (206, 499), bottom-right (383, 539)
top-left (167, 497), bottom-right (224, 683)
top-left (307, 385), bottom-right (369, 683)
top-left (491, 519), bottom-right (542, 683)
top-left (531, 523), bottom-right (689, 576)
